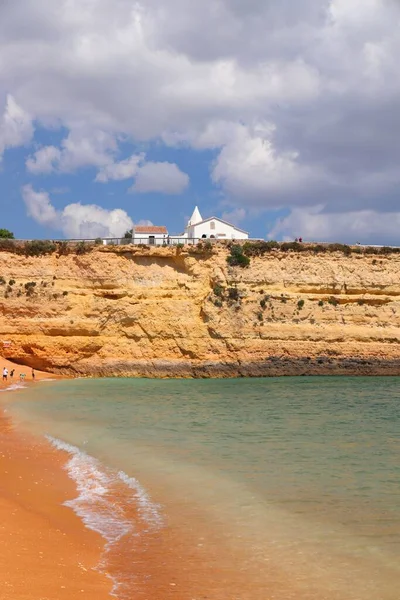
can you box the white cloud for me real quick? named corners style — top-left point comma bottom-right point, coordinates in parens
top-left (22, 184), bottom-right (133, 238)
top-left (211, 123), bottom-right (325, 205)
top-left (22, 184), bottom-right (58, 227)
top-left (130, 161), bottom-right (189, 194)
top-left (268, 205), bottom-right (400, 245)
top-left (95, 154), bottom-right (144, 182)
top-left (1, 0), bottom-right (400, 239)
top-left (26, 145), bottom-right (61, 174)
top-left (26, 129), bottom-right (117, 174)
top-left (0, 95), bottom-right (33, 159)
top-left (27, 141), bottom-right (190, 194)
top-left (221, 207), bottom-right (246, 226)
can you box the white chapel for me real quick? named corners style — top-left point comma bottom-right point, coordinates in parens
top-left (183, 207), bottom-right (248, 240)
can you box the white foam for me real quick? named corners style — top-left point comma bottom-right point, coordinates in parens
top-left (0, 382), bottom-right (27, 392)
top-left (46, 435), bottom-right (163, 598)
top-left (118, 470), bottom-right (163, 529)
top-left (46, 436), bottom-right (132, 543)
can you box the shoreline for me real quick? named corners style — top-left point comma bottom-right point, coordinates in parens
top-left (35, 355), bottom-right (400, 378)
top-left (0, 372), bottom-right (112, 600)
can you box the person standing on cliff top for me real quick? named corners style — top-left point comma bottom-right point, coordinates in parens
top-left (2, 367), bottom-right (8, 381)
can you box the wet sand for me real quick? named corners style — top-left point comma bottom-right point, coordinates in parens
top-left (0, 360), bottom-right (111, 600)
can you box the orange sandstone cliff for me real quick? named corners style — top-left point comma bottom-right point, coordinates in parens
top-left (0, 244), bottom-right (399, 377)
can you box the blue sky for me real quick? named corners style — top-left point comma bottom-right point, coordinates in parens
top-left (1, 0), bottom-right (400, 244)
top-left (1, 138), bottom-right (236, 239)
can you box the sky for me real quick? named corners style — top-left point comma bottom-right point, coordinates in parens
top-left (1, 0), bottom-right (400, 243)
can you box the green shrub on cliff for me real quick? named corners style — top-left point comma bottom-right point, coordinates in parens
top-left (227, 245), bottom-right (250, 268)
top-left (0, 239), bottom-right (16, 251)
top-left (327, 243), bottom-right (351, 256)
top-left (243, 240), bottom-right (279, 256)
top-left (213, 284), bottom-right (224, 297)
top-left (23, 240), bottom-right (57, 256)
top-left (328, 296), bottom-right (339, 307)
top-left (227, 287), bottom-right (240, 301)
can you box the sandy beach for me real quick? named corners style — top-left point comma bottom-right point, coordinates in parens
top-left (0, 359), bottom-right (112, 600)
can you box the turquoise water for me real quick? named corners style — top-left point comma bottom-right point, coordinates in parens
top-left (6, 377), bottom-right (400, 599)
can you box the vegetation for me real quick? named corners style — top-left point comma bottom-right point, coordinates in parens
top-left (237, 240), bottom-right (400, 259)
top-left (0, 229), bottom-right (14, 239)
top-left (123, 230), bottom-right (133, 239)
top-left (76, 241), bottom-right (92, 255)
top-left (227, 287), bottom-right (240, 301)
top-left (23, 240), bottom-right (57, 256)
top-left (94, 237), bottom-right (103, 245)
top-left (297, 299), bottom-right (305, 309)
top-left (318, 300), bottom-right (324, 307)
top-left (227, 244), bottom-right (250, 268)
top-left (328, 296), bottom-right (339, 307)
top-left (213, 284), bottom-right (224, 297)
top-left (257, 311), bottom-right (263, 322)
top-left (242, 240), bottom-right (279, 256)
top-left (0, 239), bottom-right (15, 251)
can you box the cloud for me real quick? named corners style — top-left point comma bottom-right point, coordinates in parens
top-left (22, 184), bottom-right (133, 238)
top-left (28, 141), bottom-right (190, 194)
top-left (0, 95), bottom-right (33, 160)
top-left (22, 184), bottom-right (58, 227)
top-left (210, 123), bottom-right (326, 205)
top-left (130, 161), bottom-right (190, 194)
top-left (26, 145), bottom-right (61, 174)
top-left (1, 0), bottom-right (400, 239)
top-left (26, 129), bottom-right (117, 174)
top-left (221, 207), bottom-right (246, 226)
top-left (268, 205), bottom-right (400, 245)
top-left (95, 154), bottom-right (144, 182)
top-left (96, 153), bottom-right (189, 194)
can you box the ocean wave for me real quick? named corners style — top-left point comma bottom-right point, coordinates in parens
top-left (45, 435), bottom-right (163, 597)
top-left (46, 436), bottom-right (132, 543)
top-left (0, 382), bottom-right (27, 392)
top-left (118, 470), bottom-right (163, 529)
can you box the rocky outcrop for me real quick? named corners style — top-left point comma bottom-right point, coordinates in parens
top-left (0, 244), bottom-right (400, 377)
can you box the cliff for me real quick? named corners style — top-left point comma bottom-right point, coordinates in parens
top-left (1, 243), bottom-right (400, 377)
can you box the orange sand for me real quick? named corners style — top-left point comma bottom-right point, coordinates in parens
top-left (0, 359), bottom-right (111, 600)
top-left (0, 356), bottom-right (64, 387)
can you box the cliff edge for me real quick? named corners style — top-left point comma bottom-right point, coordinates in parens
top-left (1, 243), bottom-right (399, 377)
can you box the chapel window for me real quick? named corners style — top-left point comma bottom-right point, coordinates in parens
top-left (210, 221), bottom-right (215, 230)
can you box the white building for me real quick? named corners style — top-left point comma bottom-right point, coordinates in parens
top-left (132, 225), bottom-right (168, 245)
top-left (183, 206), bottom-right (248, 240)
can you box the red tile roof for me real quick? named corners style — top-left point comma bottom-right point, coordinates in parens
top-left (134, 226), bottom-right (168, 234)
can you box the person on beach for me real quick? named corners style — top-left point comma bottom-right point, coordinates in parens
top-left (2, 367), bottom-right (8, 381)
top-left (10, 369), bottom-right (14, 379)
top-left (32, 369), bottom-right (35, 380)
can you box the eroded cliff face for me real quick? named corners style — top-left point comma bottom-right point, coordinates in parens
top-left (0, 245), bottom-right (400, 377)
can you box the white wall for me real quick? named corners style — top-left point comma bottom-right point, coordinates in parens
top-left (132, 233), bottom-right (167, 246)
top-left (188, 219), bottom-right (248, 240)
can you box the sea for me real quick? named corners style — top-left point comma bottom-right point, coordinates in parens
top-left (5, 376), bottom-right (400, 599)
